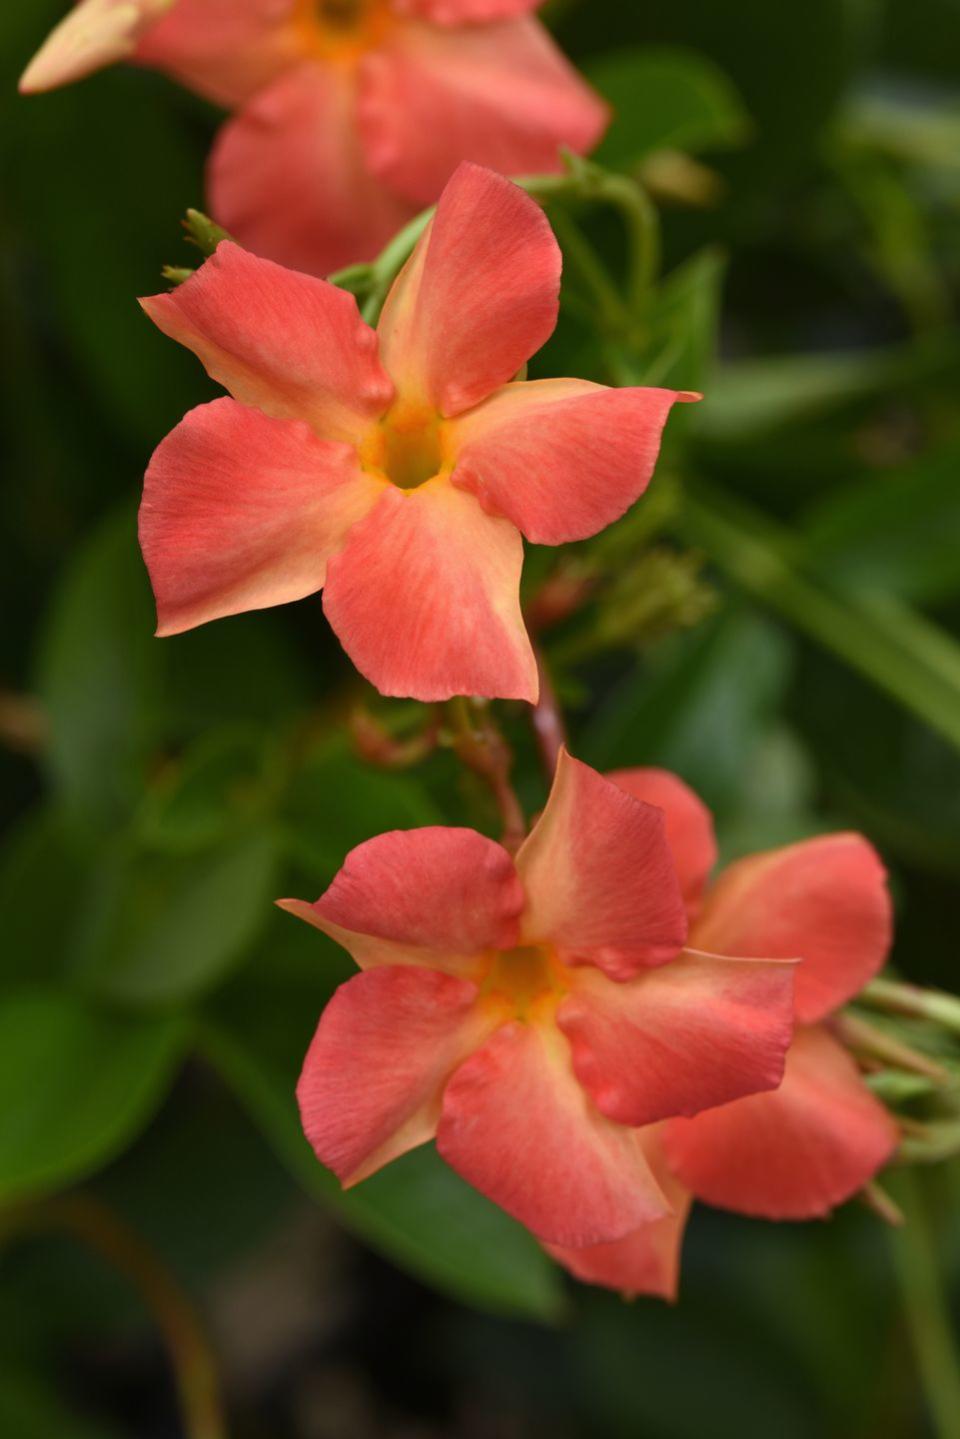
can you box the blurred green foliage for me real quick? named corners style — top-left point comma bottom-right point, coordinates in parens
top-left (3, 0), bottom-right (960, 1434)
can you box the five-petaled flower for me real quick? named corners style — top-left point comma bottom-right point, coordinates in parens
top-left (281, 751), bottom-right (796, 1248)
top-left (547, 768), bottom-right (899, 1299)
top-left (138, 163), bottom-right (696, 703)
top-left (20, 0), bottom-right (608, 275)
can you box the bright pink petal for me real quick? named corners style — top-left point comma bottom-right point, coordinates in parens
top-left (279, 826), bottom-right (524, 972)
top-left (608, 768), bottom-right (718, 920)
top-left (140, 398), bottom-right (384, 636)
top-left (437, 1021), bottom-right (671, 1245)
top-left (140, 239), bottom-right (394, 444)
top-left (557, 950), bottom-right (795, 1128)
top-left (375, 163), bottom-right (561, 418)
top-left (20, 0), bottom-right (174, 94)
top-left (298, 965), bottom-right (494, 1185)
top-left (136, 0), bottom-right (303, 107)
top-left (450, 381), bottom-right (694, 545)
top-left (392, 0), bottom-right (542, 22)
top-left (692, 835), bottom-right (892, 1024)
top-left (662, 1025), bottom-right (899, 1220)
top-left (358, 19), bottom-right (608, 208)
top-left (515, 751), bottom-right (687, 980)
top-left (209, 63), bottom-right (418, 277)
top-left (546, 1129), bottom-right (692, 1300)
top-left (322, 479), bottom-right (537, 702)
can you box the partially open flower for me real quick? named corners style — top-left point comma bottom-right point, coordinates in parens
top-left (21, 0), bottom-right (608, 274)
top-left (282, 751), bottom-right (795, 1248)
top-left (139, 164), bottom-right (696, 702)
top-left (549, 768), bottom-right (899, 1298)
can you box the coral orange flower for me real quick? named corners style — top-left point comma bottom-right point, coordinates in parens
top-left (138, 164), bottom-right (695, 702)
top-left (281, 751), bottom-right (796, 1247)
top-left (20, 0), bottom-right (608, 275)
top-left (548, 769), bottom-right (899, 1297)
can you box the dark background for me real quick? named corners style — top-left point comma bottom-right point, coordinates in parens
top-left (2, 0), bottom-right (960, 1434)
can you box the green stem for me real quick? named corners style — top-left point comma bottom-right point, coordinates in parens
top-left (0, 1195), bottom-right (226, 1439)
top-left (887, 1170), bottom-right (960, 1439)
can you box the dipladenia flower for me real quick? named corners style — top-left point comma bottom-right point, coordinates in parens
top-left (139, 164), bottom-right (696, 702)
top-left (548, 769), bottom-right (899, 1298)
top-left (20, 0), bottom-right (608, 275)
top-left (281, 752), bottom-right (795, 1247)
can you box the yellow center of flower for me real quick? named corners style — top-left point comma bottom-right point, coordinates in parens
top-left (294, 0), bottom-right (394, 59)
top-left (478, 945), bottom-right (569, 1024)
top-left (360, 401), bottom-right (452, 491)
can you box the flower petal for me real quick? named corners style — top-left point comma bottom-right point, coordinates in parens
top-left (608, 768), bottom-right (718, 920)
top-left (450, 381), bottom-right (695, 544)
top-left (662, 1025), bottom-right (899, 1220)
top-left (298, 965), bottom-right (493, 1185)
top-left (437, 1021), bottom-right (671, 1245)
top-left (557, 950), bottom-right (795, 1127)
top-left (392, 0), bottom-right (542, 22)
top-left (375, 163), bottom-right (561, 417)
top-left (136, 0), bottom-right (303, 107)
top-left (209, 62), bottom-right (418, 277)
top-left (140, 398), bottom-right (384, 636)
top-left (140, 239), bottom-right (394, 444)
top-left (692, 835), bottom-right (892, 1024)
top-left (20, 0), bottom-right (173, 94)
top-left (546, 1129), bottom-right (692, 1300)
top-left (359, 19), bottom-right (607, 209)
top-left (515, 750), bottom-right (687, 980)
top-left (323, 479), bottom-right (538, 702)
top-left (279, 826), bottom-right (524, 971)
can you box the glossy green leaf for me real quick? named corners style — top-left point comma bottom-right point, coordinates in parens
top-left (35, 508), bottom-right (162, 835)
top-left (0, 807), bottom-right (91, 987)
top-left (0, 990), bottom-right (185, 1205)
top-left (137, 725), bottom-right (282, 854)
top-left (74, 828), bottom-right (281, 1006)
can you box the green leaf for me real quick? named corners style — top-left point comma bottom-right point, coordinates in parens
top-left (635, 247), bottom-right (726, 398)
top-left (587, 46), bottom-right (749, 172)
top-left (0, 990), bottom-right (185, 1205)
top-left (0, 808), bottom-right (91, 986)
top-left (35, 508), bottom-right (162, 835)
top-left (0, 1364), bottom-right (121, 1439)
top-left (580, 605), bottom-right (791, 815)
top-left (75, 828), bottom-right (281, 1006)
top-left (284, 739), bottom-right (442, 881)
top-left (201, 927), bottom-right (565, 1322)
top-left (803, 443), bottom-right (960, 605)
top-left (680, 483), bottom-right (960, 754)
top-left (137, 725), bottom-right (282, 854)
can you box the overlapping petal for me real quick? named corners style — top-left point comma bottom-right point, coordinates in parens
top-left (298, 965), bottom-right (495, 1185)
top-left (557, 950), bottom-right (795, 1127)
top-left (546, 1129), bottom-right (692, 1300)
top-left (515, 751), bottom-right (687, 979)
top-left (140, 397), bottom-right (384, 636)
top-left (136, 0), bottom-right (303, 107)
top-left (140, 240), bottom-right (394, 444)
top-left (323, 480), bottom-right (538, 701)
top-left (437, 1021), bottom-right (672, 1245)
top-left (692, 835), bottom-right (892, 1024)
top-left (280, 827), bottom-right (524, 971)
top-left (358, 19), bottom-right (607, 209)
top-left (20, 0), bottom-right (174, 94)
top-left (662, 1025), bottom-right (899, 1220)
top-left (608, 767), bottom-right (718, 920)
top-left (376, 163), bottom-right (561, 417)
top-left (209, 62), bottom-right (417, 276)
top-left (450, 382), bottom-right (694, 544)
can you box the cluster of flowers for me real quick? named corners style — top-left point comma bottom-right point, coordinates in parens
top-left (23, 0), bottom-right (899, 1300)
